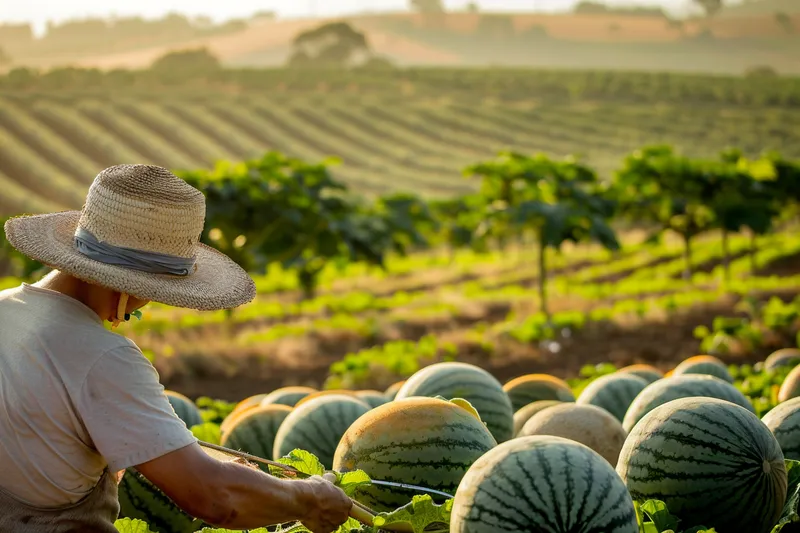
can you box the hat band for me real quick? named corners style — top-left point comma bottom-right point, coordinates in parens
top-left (74, 227), bottom-right (196, 276)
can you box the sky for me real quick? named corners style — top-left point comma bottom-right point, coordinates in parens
top-left (1, 0), bottom-right (699, 36)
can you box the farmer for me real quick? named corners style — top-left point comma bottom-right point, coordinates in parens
top-left (0, 165), bottom-right (352, 532)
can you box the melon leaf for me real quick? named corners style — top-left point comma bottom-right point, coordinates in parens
top-left (334, 469), bottom-right (372, 496)
top-left (274, 449), bottom-right (326, 477)
top-left (771, 459), bottom-right (800, 532)
top-left (373, 494), bottom-right (452, 533)
top-left (639, 500), bottom-right (680, 532)
top-left (114, 518), bottom-right (157, 533)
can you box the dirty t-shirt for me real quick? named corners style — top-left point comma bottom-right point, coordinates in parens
top-left (0, 283), bottom-right (197, 507)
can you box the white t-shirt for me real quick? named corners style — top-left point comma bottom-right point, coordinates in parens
top-left (0, 283), bottom-right (197, 507)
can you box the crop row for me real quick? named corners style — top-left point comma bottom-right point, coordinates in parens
top-left (1, 94), bottom-right (798, 215)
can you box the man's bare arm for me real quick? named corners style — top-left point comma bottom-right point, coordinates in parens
top-left (134, 442), bottom-right (351, 531)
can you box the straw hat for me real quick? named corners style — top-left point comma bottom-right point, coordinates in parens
top-left (3, 164), bottom-right (256, 311)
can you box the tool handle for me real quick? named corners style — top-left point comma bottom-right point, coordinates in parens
top-left (349, 502), bottom-right (375, 527)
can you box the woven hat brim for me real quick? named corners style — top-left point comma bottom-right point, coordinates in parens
top-left (4, 212), bottom-right (256, 311)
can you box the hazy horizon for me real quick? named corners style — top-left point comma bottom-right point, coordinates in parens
top-left (2, 0), bottom-right (708, 36)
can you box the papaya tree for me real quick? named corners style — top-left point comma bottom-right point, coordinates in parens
top-left (428, 195), bottom-right (487, 262)
top-left (707, 150), bottom-right (780, 281)
top-left (612, 145), bottom-right (714, 280)
top-left (179, 152), bottom-right (396, 301)
top-left (466, 152), bottom-right (619, 319)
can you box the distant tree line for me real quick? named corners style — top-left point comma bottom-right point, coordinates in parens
top-left (0, 60), bottom-right (795, 107)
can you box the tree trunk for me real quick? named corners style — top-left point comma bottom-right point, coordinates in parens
top-left (721, 228), bottom-right (730, 287)
top-left (682, 233), bottom-right (693, 281)
top-left (750, 232), bottom-right (758, 274)
top-left (538, 232), bottom-right (549, 320)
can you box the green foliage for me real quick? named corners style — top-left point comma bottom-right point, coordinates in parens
top-left (466, 151), bottom-right (619, 316)
top-left (115, 518), bottom-right (158, 533)
top-left (326, 334), bottom-right (457, 389)
top-left (373, 496), bottom-right (452, 533)
top-left (179, 152), bottom-right (399, 299)
top-left (190, 423), bottom-right (221, 445)
top-left (150, 48), bottom-right (221, 81)
top-left (289, 22), bottom-right (371, 68)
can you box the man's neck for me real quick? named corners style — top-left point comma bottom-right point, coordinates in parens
top-left (33, 271), bottom-right (108, 320)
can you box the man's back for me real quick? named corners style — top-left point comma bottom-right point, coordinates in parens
top-left (0, 283), bottom-right (194, 508)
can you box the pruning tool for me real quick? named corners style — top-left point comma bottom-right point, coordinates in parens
top-left (198, 440), bottom-right (453, 531)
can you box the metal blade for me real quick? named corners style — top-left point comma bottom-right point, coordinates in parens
top-left (369, 480), bottom-right (453, 499)
top-left (198, 440), bottom-right (453, 499)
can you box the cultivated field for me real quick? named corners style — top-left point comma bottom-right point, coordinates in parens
top-left (1, 87), bottom-right (798, 215)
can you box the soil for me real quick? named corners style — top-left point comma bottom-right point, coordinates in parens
top-left (162, 246), bottom-right (800, 402)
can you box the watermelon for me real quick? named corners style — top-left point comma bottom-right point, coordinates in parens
top-left (294, 389), bottom-right (359, 407)
top-left (617, 397), bottom-right (787, 533)
top-left (333, 397), bottom-right (497, 512)
top-left (519, 403), bottom-right (628, 465)
top-left (273, 395), bottom-right (370, 468)
top-left (576, 373), bottom-right (649, 422)
top-left (396, 362), bottom-right (514, 443)
top-left (765, 348), bottom-right (800, 371)
top-left (622, 375), bottom-right (754, 432)
top-left (221, 394), bottom-right (269, 433)
top-left (762, 397), bottom-right (800, 460)
top-left (165, 391), bottom-right (203, 428)
top-left (512, 400), bottom-right (562, 437)
top-left (118, 468), bottom-right (205, 533)
top-left (502, 374), bottom-right (576, 411)
top-left (451, 435), bottom-right (638, 533)
top-left (617, 364), bottom-right (663, 384)
top-left (671, 355), bottom-right (733, 382)
top-left (779, 364), bottom-right (800, 402)
top-left (384, 380), bottom-right (406, 401)
top-left (220, 404), bottom-right (293, 465)
top-left (259, 386), bottom-right (316, 408)
top-left (355, 390), bottom-right (389, 408)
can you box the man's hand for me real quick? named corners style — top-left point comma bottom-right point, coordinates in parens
top-left (297, 475), bottom-right (353, 533)
top-left (134, 442), bottom-right (353, 531)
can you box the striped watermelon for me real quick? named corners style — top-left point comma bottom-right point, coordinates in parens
top-left (333, 397), bottom-right (497, 512)
top-left (396, 362), bottom-right (514, 442)
top-left (221, 394), bottom-right (269, 433)
top-left (765, 348), bottom-right (800, 371)
top-left (294, 389), bottom-right (359, 407)
top-left (165, 391), bottom-right (203, 428)
top-left (672, 355), bottom-right (733, 383)
top-left (383, 380), bottom-right (406, 401)
top-left (617, 397), bottom-right (787, 533)
top-left (513, 400), bottom-right (562, 437)
top-left (259, 386), bottom-right (316, 408)
top-left (220, 405), bottom-right (292, 465)
top-left (622, 375), bottom-right (754, 432)
top-left (273, 395), bottom-right (370, 468)
top-left (118, 468), bottom-right (205, 533)
top-left (502, 374), bottom-right (576, 411)
top-left (576, 373), bottom-right (649, 422)
top-left (384, 380), bottom-right (406, 401)
top-left (617, 364), bottom-right (663, 384)
top-left (451, 435), bottom-right (638, 533)
top-left (762, 397), bottom-right (800, 460)
top-left (355, 390), bottom-right (389, 408)
top-left (778, 364), bottom-right (800, 402)
top-left (519, 403), bottom-right (628, 465)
